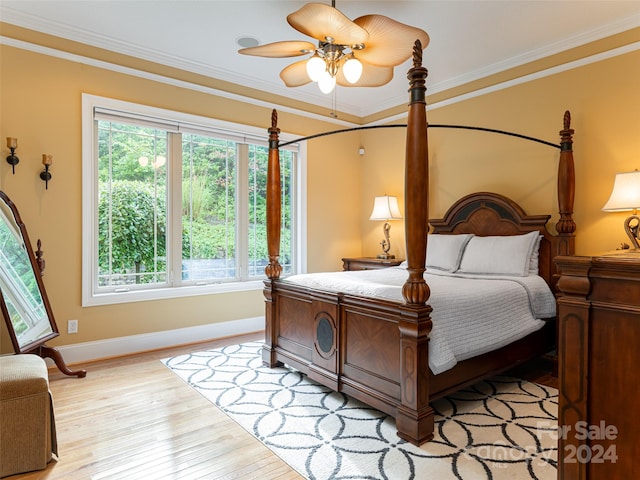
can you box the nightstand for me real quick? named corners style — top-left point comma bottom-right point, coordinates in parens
top-left (341, 257), bottom-right (404, 271)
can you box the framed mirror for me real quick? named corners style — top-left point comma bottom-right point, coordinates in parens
top-left (0, 190), bottom-right (85, 377)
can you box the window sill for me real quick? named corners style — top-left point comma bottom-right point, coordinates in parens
top-left (82, 279), bottom-right (265, 307)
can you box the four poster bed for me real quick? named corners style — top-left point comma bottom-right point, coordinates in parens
top-left (262, 41), bottom-right (576, 446)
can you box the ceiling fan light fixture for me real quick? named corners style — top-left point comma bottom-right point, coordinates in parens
top-left (239, 2), bottom-right (429, 93)
top-left (343, 54), bottom-right (363, 84)
top-left (306, 53), bottom-right (325, 82)
top-left (318, 70), bottom-right (336, 94)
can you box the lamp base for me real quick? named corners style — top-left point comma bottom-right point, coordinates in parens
top-left (624, 215), bottom-right (640, 250)
top-left (376, 253), bottom-right (396, 260)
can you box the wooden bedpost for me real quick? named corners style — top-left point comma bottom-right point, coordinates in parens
top-left (402, 41), bottom-right (430, 306)
top-left (265, 109), bottom-right (282, 280)
top-left (555, 110), bottom-right (576, 258)
top-left (263, 109), bottom-right (283, 367)
top-left (396, 39), bottom-right (435, 446)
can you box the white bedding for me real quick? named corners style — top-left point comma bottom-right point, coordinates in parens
top-left (282, 267), bottom-right (556, 375)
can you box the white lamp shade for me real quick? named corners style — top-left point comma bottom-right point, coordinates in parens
top-left (306, 54), bottom-right (325, 82)
top-left (602, 170), bottom-right (640, 211)
top-left (343, 56), bottom-right (363, 84)
top-left (317, 70), bottom-right (336, 94)
top-left (369, 195), bottom-right (402, 221)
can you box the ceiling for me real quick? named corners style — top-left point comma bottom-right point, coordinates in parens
top-left (1, 1), bottom-right (639, 120)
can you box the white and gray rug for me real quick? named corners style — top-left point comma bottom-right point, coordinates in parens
top-left (162, 342), bottom-right (558, 480)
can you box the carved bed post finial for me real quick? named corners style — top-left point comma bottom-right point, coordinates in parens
top-left (265, 109), bottom-right (282, 279)
top-left (403, 39), bottom-right (430, 306)
top-left (413, 39), bottom-right (423, 68)
top-left (555, 110), bottom-right (576, 258)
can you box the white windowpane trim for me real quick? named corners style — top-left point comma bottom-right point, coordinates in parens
top-left (93, 106), bottom-right (299, 149)
top-left (82, 94), bottom-right (305, 306)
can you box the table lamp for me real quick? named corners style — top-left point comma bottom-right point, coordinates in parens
top-left (602, 170), bottom-right (640, 249)
top-left (369, 195), bottom-right (402, 259)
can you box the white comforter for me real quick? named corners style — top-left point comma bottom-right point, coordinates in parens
top-left (282, 267), bottom-right (556, 375)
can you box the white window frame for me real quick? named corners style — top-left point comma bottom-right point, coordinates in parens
top-left (81, 94), bottom-right (307, 306)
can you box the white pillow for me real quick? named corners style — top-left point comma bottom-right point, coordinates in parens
top-left (529, 234), bottom-right (543, 275)
top-left (426, 234), bottom-right (473, 272)
top-left (458, 231), bottom-right (539, 277)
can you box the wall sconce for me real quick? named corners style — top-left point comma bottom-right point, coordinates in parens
top-left (6, 137), bottom-right (19, 174)
top-left (602, 169), bottom-right (640, 249)
top-left (369, 195), bottom-right (403, 259)
top-left (40, 154), bottom-right (53, 189)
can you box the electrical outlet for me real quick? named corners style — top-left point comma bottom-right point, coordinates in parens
top-left (67, 319), bottom-right (78, 334)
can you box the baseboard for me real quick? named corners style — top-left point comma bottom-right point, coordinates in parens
top-left (52, 316), bottom-right (265, 365)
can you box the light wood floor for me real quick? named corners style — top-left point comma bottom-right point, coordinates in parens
top-left (10, 333), bottom-right (556, 480)
top-left (12, 332), bottom-right (302, 480)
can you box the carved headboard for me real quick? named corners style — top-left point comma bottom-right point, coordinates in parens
top-left (429, 192), bottom-right (557, 290)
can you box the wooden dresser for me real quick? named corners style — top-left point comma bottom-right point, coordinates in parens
top-left (555, 251), bottom-right (640, 480)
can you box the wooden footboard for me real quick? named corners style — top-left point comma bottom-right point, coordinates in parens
top-left (264, 279), bottom-right (435, 444)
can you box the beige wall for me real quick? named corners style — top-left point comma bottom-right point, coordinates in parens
top-left (1, 31), bottom-right (639, 355)
top-left (361, 49), bottom-right (640, 259)
top-left (0, 45), bottom-right (362, 353)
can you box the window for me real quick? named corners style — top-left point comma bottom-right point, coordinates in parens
top-left (82, 95), bottom-right (305, 306)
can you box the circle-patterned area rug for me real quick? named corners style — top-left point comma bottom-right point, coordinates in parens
top-left (162, 342), bottom-right (557, 480)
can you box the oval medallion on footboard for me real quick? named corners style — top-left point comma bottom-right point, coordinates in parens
top-left (308, 301), bottom-right (339, 390)
top-left (316, 316), bottom-right (335, 357)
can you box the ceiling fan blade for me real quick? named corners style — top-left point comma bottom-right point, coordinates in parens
top-left (336, 62), bottom-right (394, 87)
top-left (287, 3), bottom-right (369, 45)
top-left (280, 60), bottom-right (313, 87)
top-left (353, 15), bottom-right (429, 67)
top-left (238, 41), bottom-right (316, 58)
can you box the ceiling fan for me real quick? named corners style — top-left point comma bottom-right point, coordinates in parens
top-left (238, 1), bottom-right (429, 94)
